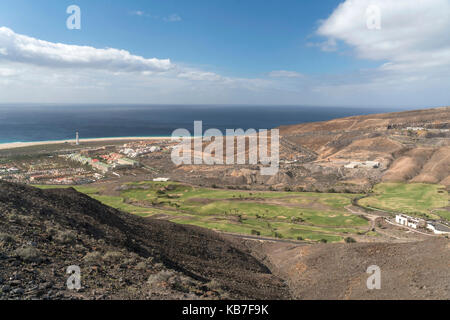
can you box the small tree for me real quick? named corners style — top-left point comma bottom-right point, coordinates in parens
top-left (345, 237), bottom-right (357, 243)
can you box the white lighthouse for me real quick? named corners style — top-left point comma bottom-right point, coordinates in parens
top-left (76, 131), bottom-right (79, 145)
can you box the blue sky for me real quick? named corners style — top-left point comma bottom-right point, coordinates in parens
top-left (0, 0), bottom-right (367, 76)
top-left (0, 0), bottom-right (448, 106)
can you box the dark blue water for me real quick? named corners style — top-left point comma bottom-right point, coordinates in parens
top-left (0, 104), bottom-right (414, 143)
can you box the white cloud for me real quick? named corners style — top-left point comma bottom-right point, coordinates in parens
top-left (0, 66), bottom-right (17, 77)
top-left (267, 70), bottom-right (303, 78)
top-left (130, 11), bottom-right (181, 22)
top-left (130, 10), bottom-right (145, 16)
top-left (0, 27), bottom-right (277, 104)
top-left (177, 70), bottom-right (223, 81)
top-left (163, 14), bottom-right (182, 22)
top-left (306, 38), bottom-right (337, 52)
top-left (0, 27), bottom-right (173, 73)
top-left (316, 0), bottom-right (450, 75)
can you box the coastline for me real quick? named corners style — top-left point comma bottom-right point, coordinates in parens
top-left (0, 136), bottom-right (172, 151)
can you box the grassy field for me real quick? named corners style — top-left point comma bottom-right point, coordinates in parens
top-left (359, 183), bottom-right (449, 220)
top-left (35, 181), bottom-right (371, 242)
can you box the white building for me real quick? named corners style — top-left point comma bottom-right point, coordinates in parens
top-left (363, 161), bottom-right (380, 169)
top-left (344, 162), bottom-right (360, 169)
top-left (406, 127), bottom-right (424, 131)
top-left (395, 214), bottom-right (421, 229)
top-left (153, 177), bottom-right (170, 182)
top-left (119, 145), bottom-right (161, 158)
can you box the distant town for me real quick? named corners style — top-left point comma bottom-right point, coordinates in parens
top-left (0, 135), bottom-right (176, 186)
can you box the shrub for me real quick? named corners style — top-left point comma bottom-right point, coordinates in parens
top-left (319, 239), bottom-right (328, 243)
top-left (83, 251), bottom-right (103, 264)
top-left (147, 270), bottom-right (175, 287)
top-left (103, 251), bottom-right (124, 263)
top-left (291, 217), bottom-right (304, 223)
top-left (274, 232), bottom-right (283, 239)
top-left (207, 280), bottom-right (223, 292)
top-left (136, 261), bottom-right (147, 270)
top-left (251, 230), bottom-right (261, 236)
top-left (55, 230), bottom-right (76, 244)
top-left (345, 237), bottom-right (357, 243)
top-left (7, 213), bottom-right (22, 224)
top-left (0, 233), bottom-right (15, 244)
top-left (15, 247), bottom-right (41, 262)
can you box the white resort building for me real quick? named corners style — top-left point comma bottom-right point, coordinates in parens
top-left (395, 214), bottom-right (422, 229)
top-left (394, 214), bottom-right (450, 235)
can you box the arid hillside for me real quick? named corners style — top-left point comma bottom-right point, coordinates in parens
top-left (143, 107), bottom-right (449, 193)
top-left (275, 106), bottom-right (450, 191)
top-left (279, 106), bottom-right (450, 136)
top-left (249, 238), bottom-right (450, 300)
top-left (0, 181), bottom-right (289, 300)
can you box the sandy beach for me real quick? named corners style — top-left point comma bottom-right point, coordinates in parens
top-left (0, 137), bottom-right (172, 150)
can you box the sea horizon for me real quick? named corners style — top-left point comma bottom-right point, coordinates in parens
top-left (0, 104), bottom-right (434, 144)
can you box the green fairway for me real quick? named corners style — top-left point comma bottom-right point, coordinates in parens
top-left (35, 181), bottom-right (372, 242)
top-left (359, 183), bottom-right (449, 220)
top-left (119, 181), bottom-right (369, 241)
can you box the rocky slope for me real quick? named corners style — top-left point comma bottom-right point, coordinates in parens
top-left (0, 181), bottom-right (289, 300)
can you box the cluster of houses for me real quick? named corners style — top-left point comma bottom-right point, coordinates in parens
top-left (395, 214), bottom-right (450, 235)
top-left (120, 145), bottom-right (161, 158)
top-left (0, 163), bottom-right (98, 185)
top-left (404, 126), bottom-right (449, 132)
top-left (66, 153), bottom-right (139, 174)
top-left (0, 166), bottom-right (20, 175)
top-left (28, 167), bottom-right (87, 182)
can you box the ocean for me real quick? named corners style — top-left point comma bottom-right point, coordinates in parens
top-left (0, 104), bottom-right (416, 143)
